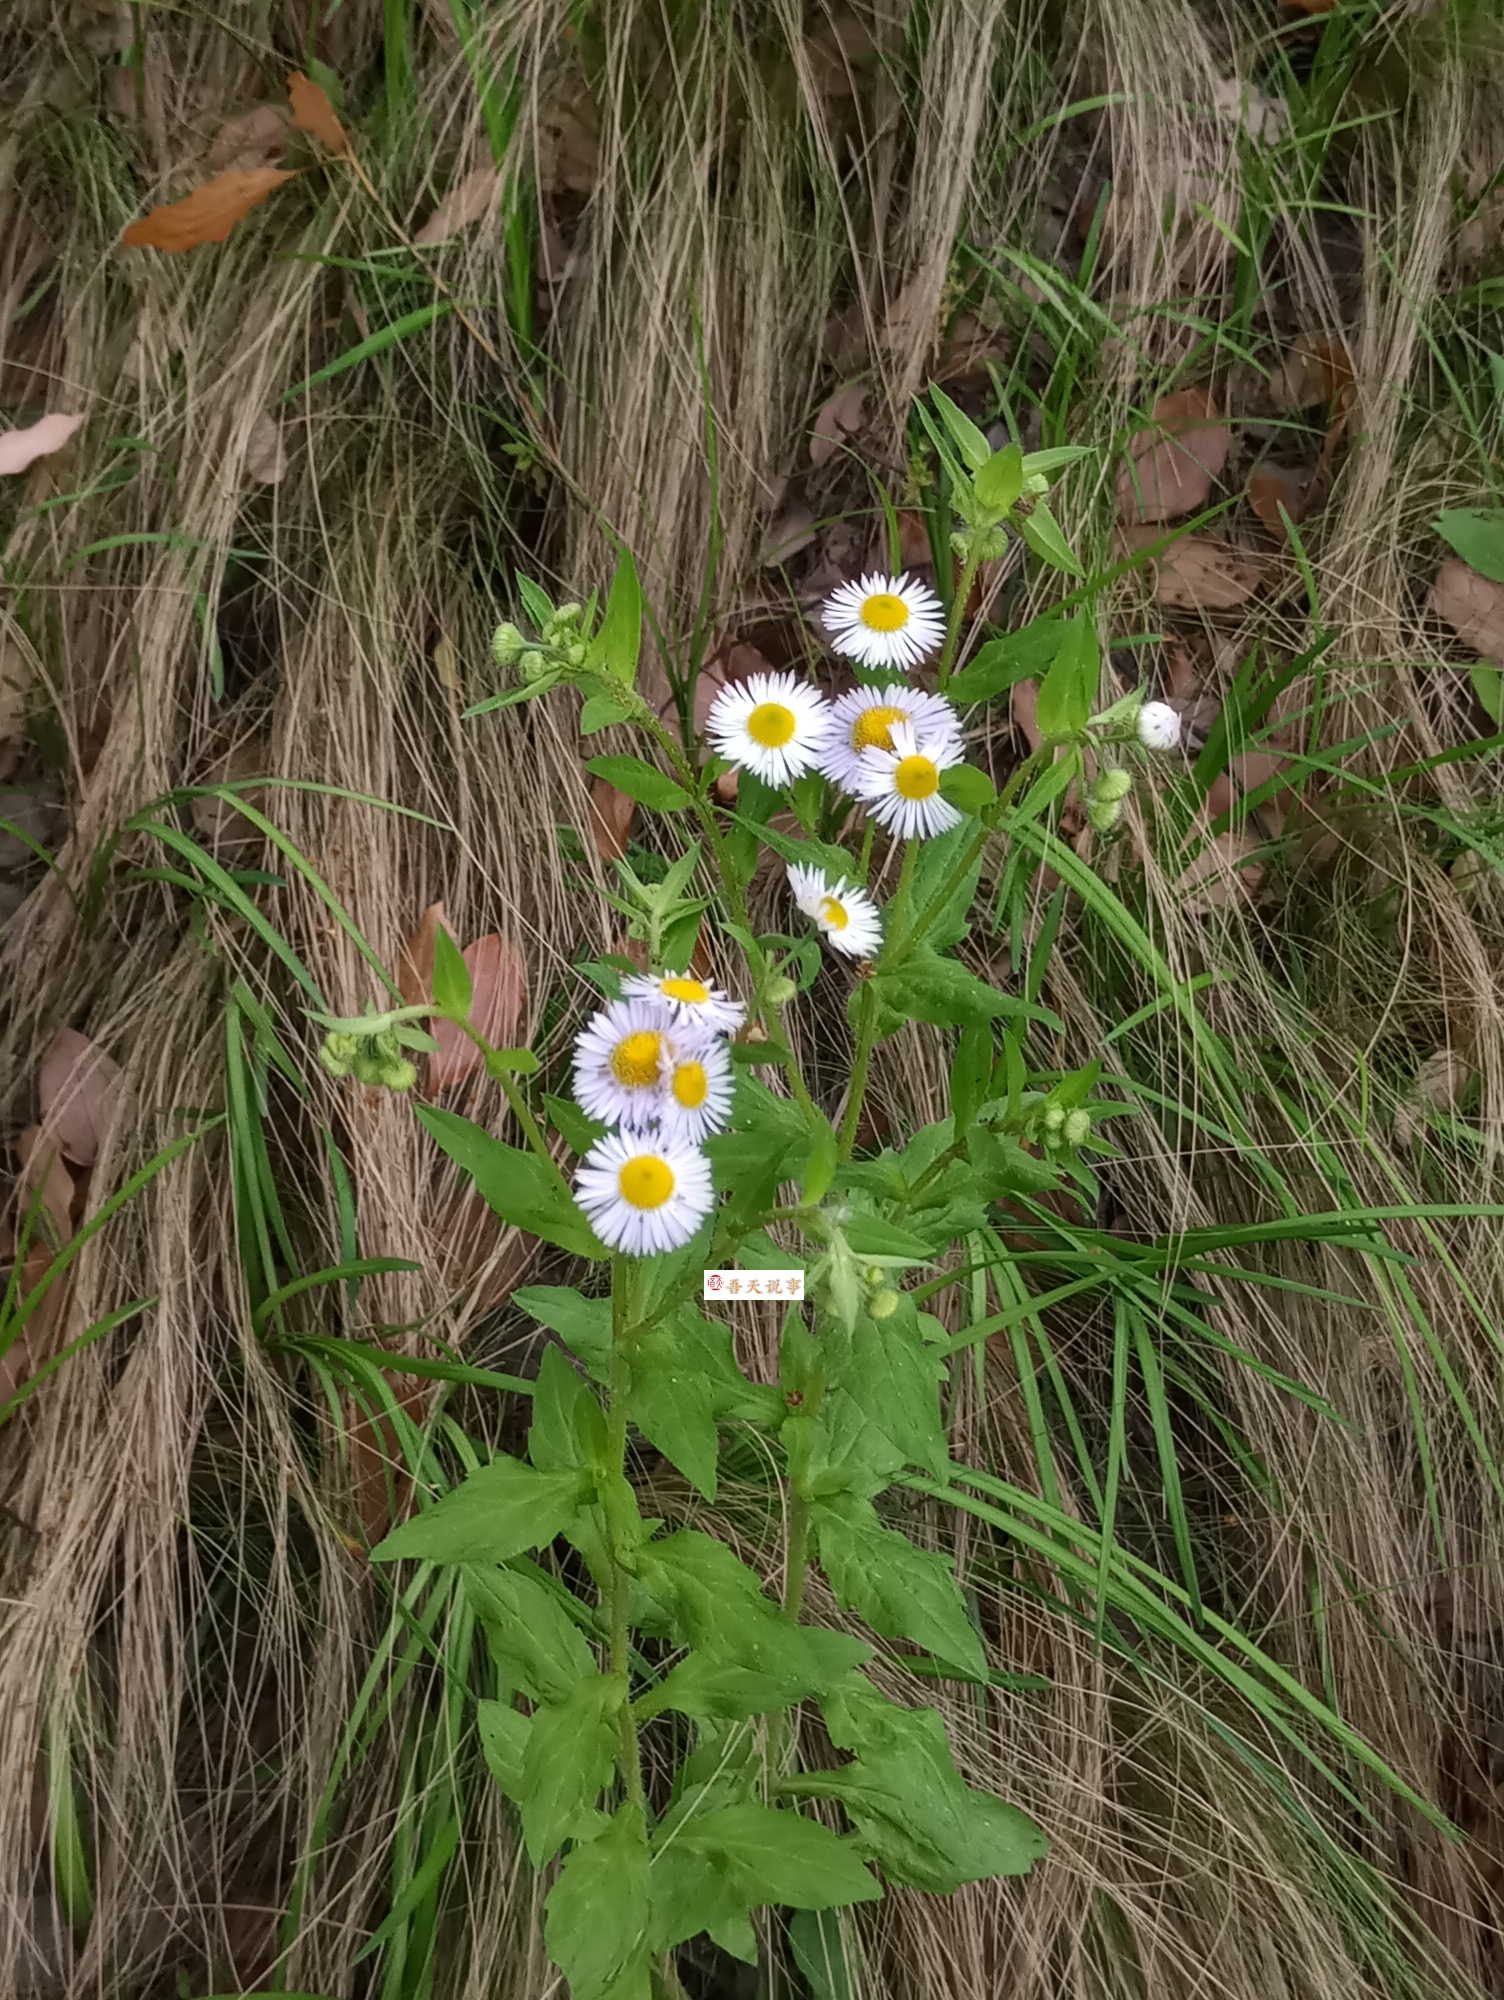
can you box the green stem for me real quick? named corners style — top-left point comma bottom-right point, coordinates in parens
top-left (607, 1258), bottom-right (648, 1817)
top-left (837, 984), bottom-right (877, 1162)
top-left (935, 548), bottom-right (983, 693)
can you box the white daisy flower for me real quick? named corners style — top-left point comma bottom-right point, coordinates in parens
top-left (622, 971), bottom-right (746, 1037)
top-left (572, 997), bottom-right (676, 1131)
top-left (1136, 700), bottom-right (1182, 751)
top-left (787, 864), bottom-right (883, 960)
top-left (820, 571), bottom-right (945, 673)
top-left (575, 1131), bottom-right (715, 1257)
top-left (705, 671), bottom-right (831, 785)
top-left (658, 1037), bottom-right (734, 1144)
top-left (818, 682), bottom-right (963, 796)
top-left (855, 721), bottom-right (964, 841)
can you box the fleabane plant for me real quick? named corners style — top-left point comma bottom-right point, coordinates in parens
top-left (314, 392), bottom-right (1182, 2000)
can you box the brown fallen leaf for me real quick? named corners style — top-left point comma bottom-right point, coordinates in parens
top-left (190, 741), bottom-right (272, 858)
top-left (1431, 558), bottom-right (1504, 664)
top-left (1116, 388), bottom-right (1231, 525)
top-left (1246, 464), bottom-right (1317, 536)
top-left (16, 1125), bottom-right (77, 1244)
top-left (205, 103), bottom-right (293, 174)
top-left (809, 380), bottom-right (870, 469)
top-left (414, 167), bottom-right (501, 246)
top-left (589, 774), bottom-right (636, 861)
top-left (0, 637), bottom-right (32, 778)
top-left (760, 505), bottom-right (818, 568)
top-left (122, 168), bottom-right (298, 250)
top-left (429, 933), bottom-right (527, 1089)
top-left (0, 413), bottom-right (85, 476)
top-left (1174, 828), bottom-right (1264, 916)
top-left (39, 1028), bottom-right (124, 1167)
top-left (288, 73), bottom-right (349, 156)
top-left (244, 410), bottom-right (286, 483)
top-left (1121, 528), bottom-right (1268, 610)
top-left (538, 88), bottom-right (599, 196)
top-left (1270, 333), bottom-right (1352, 413)
top-left (1395, 1046), bottom-right (1472, 1149)
top-left (397, 902), bottom-right (447, 1010)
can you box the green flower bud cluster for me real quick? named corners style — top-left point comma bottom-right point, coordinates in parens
top-left (319, 1027), bottom-right (418, 1091)
top-left (489, 594), bottom-right (594, 692)
top-left (949, 524), bottom-right (1009, 564)
top-left (1086, 765), bottom-right (1133, 834)
top-left (1034, 1096), bottom-right (1092, 1153)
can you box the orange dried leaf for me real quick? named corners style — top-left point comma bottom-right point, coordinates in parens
top-left (1121, 528), bottom-right (1267, 611)
top-left (1117, 389), bottom-right (1231, 525)
top-left (17, 1125), bottom-right (76, 1243)
top-left (288, 73), bottom-right (349, 156)
top-left (414, 167), bottom-right (501, 246)
top-left (429, 934), bottom-right (527, 1090)
top-left (1247, 465), bottom-right (1316, 536)
top-left (122, 168), bottom-right (297, 251)
top-left (398, 902), bottom-right (448, 1010)
top-left (39, 1028), bottom-right (123, 1167)
top-left (589, 775), bottom-right (636, 860)
top-left (1431, 558), bottom-right (1504, 664)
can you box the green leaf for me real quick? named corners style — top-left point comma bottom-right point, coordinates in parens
top-left (841, 1214), bottom-right (934, 1261)
top-left (465, 1564), bottom-right (597, 1702)
top-left (545, 1804), bottom-right (651, 2000)
top-left (464, 676), bottom-right (562, 719)
top-left (529, 1343), bottom-right (609, 1476)
top-left (1034, 615), bottom-right (1095, 741)
top-left (1016, 500), bottom-right (1082, 576)
top-left (927, 385), bottom-right (991, 472)
top-left (813, 1690), bottom-right (1046, 1891)
top-left (430, 921), bottom-right (472, 1017)
top-left (417, 1105), bottom-right (602, 1259)
top-left (673, 1803), bottom-right (882, 1912)
top-left (589, 550), bottom-right (644, 683)
top-left (966, 1125), bottom-right (1062, 1198)
top-left (785, 1387), bottom-right (906, 1502)
top-left (909, 822), bottom-right (983, 952)
top-left (369, 1458), bottom-right (589, 1565)
top-left (728, 811), bottom-right (860, 887)
top-left (814, 1494), bottom-right (986, 1679)
top-left (517, 576), bottom-right (555, 629)
top-left (789, 1908), bottom-right (855, 2000)
top-left (584, 755), bottom-right (690, 812)
top-left (843, 1306), bottom-right (948, 1475)
top-left (626, 1338), bottom-right (720, 1500)
top-left (648, 1844), bottom-right (755, 1957)
top-left (639, 1531), bottom-right (868, 1682)
top-left (580, 688), bottom-right (640, 735)
top-left (875, 949), bottom-right (1038, 1029)
top-left (939, 764), bottom-right (996, 813)
top-left (637, 1650), bottom-right (821, 1723)
top-left (973, 443), bottom-right (1024, 516)
top-left (947, 617), bottom-right (1066, 705)
top-left (520, 1672), bottom-right (623, 1864)
top-left (1472, 662), bottom-right (1504, 724)
top-left (543, 1092), bottom-right (608, 1156)
top-left (476, 1697), bottom-right (531, 1795)
top-left (482, 1045), bottom-right (540, 1076)
top-left (802, 1119), bottom-right (840, 1206)
top-left (514, 1285), bottom-right (611, 1375)
top-left (1021, 444), bottom-right (1093, 475)
top-left (1435, 508), bottom-right (1504, 584)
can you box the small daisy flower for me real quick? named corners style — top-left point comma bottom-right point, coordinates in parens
top-left (658, 1037), bottom-right (734, 1144)
top-left (1136, 700), bottom-right (1182, 751)
top-left (787, 864), bottom-right (883, 960)
top-left (818, 682), bottom-right (963, 795)
top-left (821, 571), bottom-right (944, 673)
top-left (705, 671), bottom-right (831, 785)
top-left (622, 971), bottom-right (746, 1037)
top-left (575, 1131), bottom-right (715, 1256)
top-left (573, 997), bottom-right (676, 1131)
top-left (855, 721), bottom-right (964, 840)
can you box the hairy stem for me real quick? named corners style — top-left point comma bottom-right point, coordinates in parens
top-left (607, 1258), bottom-right (648, 1817)
top-left (935, 548), bottom-right (983, 693)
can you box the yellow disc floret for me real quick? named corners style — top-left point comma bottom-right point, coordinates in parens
top-left (745, 701), bottom-right (797, 748)
top-left (850, 703), bottom-right (908, 752)
top-left (618, 1155), bottom-right (675, 1209)
top-left (610, 1029), bottom-right (663, 1087)
top-left (818, 896), bottom-right (850, 931)
top-left (893, 754), bottom-right (939, 800)
top-left (858, 592), bottom-right (910, 633)
top-left (671, 1060), bottom-right (709, 1109)
top-left (660, 976), bottom-right (710, 1004)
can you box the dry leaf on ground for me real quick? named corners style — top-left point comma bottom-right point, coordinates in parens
top-left (809, 381), bottom-right (870, 468)
top-left (122, 168), bottom-right (297, 250)
top-left (429, 934), bottom-right (527, 1089)
top-left (1121, 528), bottom-right (1267, 610)
top-left (190, 742), bottom-right (271, 858)
top-left (1247, 464), bottom-right (1316, 535)
top-left (1270, 333), bottom-right (1352, 413)
top-left (1210, 77), bottom-right (1288, 144)
top-left (288, 73), bottom-right (349, 155)
top-left (539, 90), bottom-right (599, 196)
top-left (16, 1125), bottom-right (76, 1242)
top-left (205, 103), bottom-right (293, 174)
top-left (39, 1028), bottom-right (123, 1167)
top-left (244, 410), bottom-right (286, 483)
top-left (589, 774), bottom-right (637, 859)
top-left (0, 413), bottom-right (85, 476)
top-left (1116, 388), bottom-right (1231, 524)
top-left (397, 902), bottom-right (447, 1010)
top-left (760, 505), bottom-right (817, 568)
top-left (414, 167), bottom-right (501, 245)
top-left (1395, 1046), bottom-right (1472, 1149)
top-left (1175, 828), bottom-right (1264, 915)
top-left (1431, 558), bottom-right (1504, 663)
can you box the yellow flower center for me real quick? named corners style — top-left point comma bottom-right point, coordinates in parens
top-left (671, 1060), bottom-right (709, 1109)
top-left (610, 1029), bottom-right (663, 1088)
top-left (858, 592), bottom-right (910, 633)
top-left (618, 1155), bottom-right (675, 1209)
top-left (893, 754), bottom-right (939, 801)
top-left (746, 701), bottom-right (797, 748)
top-left (850, 703), bottom-right (908, 752)
top-left (818, 896), bottom-right (850, 931)
top-left (660, 976), bottom-right (710, 1005)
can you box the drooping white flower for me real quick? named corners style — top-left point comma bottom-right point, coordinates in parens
top-left (621, 971), bottom-right (746, 1037)
top-left (854, 720), bottom-right (964, 840)
top-left (704, 671), bottom-right (831, 785)
top-left (1136, 700), bottom-right (1182, 751)
top-left (657, 1036), bottom-right (735, 1144)
top-left (787, 863), bottom-right (883, 959)
top-left (820, 571), bottom-right (945, 673)
top-left (572, 997), bottom-right (677, 1130)
top-left (818, 682), bottom-right (963, 795)
top-left (575, 1131), bottom-right (715, 1256)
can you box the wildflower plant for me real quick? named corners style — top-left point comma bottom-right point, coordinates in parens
top-left (315, 391), bottom-right (1182, 2000)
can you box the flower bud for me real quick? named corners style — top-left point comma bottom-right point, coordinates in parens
top-left (1136, 700), bottom-right (1182, 751)
top-left (490, 622), bottom-right (524, 667)
top-left (517, 649), bottom-right (548, 683)
top-left (867, 1288), bottom-right (900, 1321)
top-left (384, 1056), bottom-right (419, 1093)
top-left (565, 640), bottom-right (589, 669)
top-left (1042, 1102), bottom-right (1066, 1132)
top-left (1086, 765), bottom-right (1134, 834)
top-left (352, 1046), bottom-right (386, 1086)
top-left (319, 1031), bottom-right (358, 1078)
top-left (765, 976), bottom-right (798, 1008)
top-left (553, 602), bottom-right (583, 628)
top-left (1063, 1108), bottom-right (1091, 1146)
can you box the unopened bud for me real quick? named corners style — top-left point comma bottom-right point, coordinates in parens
top-left (1092, 768), bottom-right (1133, 805)
top-left (565, 640), bottom-right (589, 669)
top-left (1063, 1108), bottom-right (1091, 1146)
top-left (319, 1031), bottom-right (358, 1078)
top-left (868, 1288), bottom-right (900, 1320)
top-left (385, 1056), bottom-right (419, 1092)
top-left (517, 649), bottom-right (547, 683)
top-left (553, 602), bottom-right (582, 628)
top-left (766, 976), bottom-right (797, 1008)
top-left (490, 622), bottom-right (524, 667)
top-left (1042, 1103), bottom-right (1066, 1132)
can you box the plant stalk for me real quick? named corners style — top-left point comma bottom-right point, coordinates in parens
top-left (607, 1258), bottom-right (648, 1817)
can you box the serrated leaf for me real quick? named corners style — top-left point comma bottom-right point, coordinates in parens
top-left (464, 1564), bottom-right (597, 1702)
top-left (520, 1672), bottom-right (623, 1864)
top-left (843, 1307), bottom-right (948, 1475)
top-left (673, 1802), bottom-right (882, 1912)
top-left (785, 1388), bottom-right (905, 1503)
top-left (529, 1344), bottom-right (609, 1476)
top-left (370, 1458), bottom-right (589, 1565)
top-left (545, 1804), bottom-right (651, 2000)
top-left (580, 688), bottom-right (640, 735)
top-left (814, 1494), bottom-right (986, 1679)
top-left (513, 1285), bottom-right (611, 1373)
top-left (584, 754), bottom-right (690, 812)
top-left (648, 1844), bottom-right (754, 1956)
top-left (417, 1105), bottom-right (602, 1259)
top-left (476, 1697), bottom-right (531, 1794)
top-left (639, 1531), bottom-right (869, 1682)
top-left (875, 950), bottom-right (1040, 1030)
top-left (637, 1648), bottom-right (839, 1724)
top-left (626, 1340), bottom-right (720, 1500)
